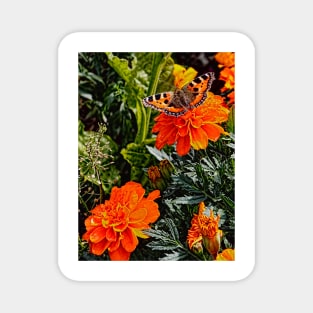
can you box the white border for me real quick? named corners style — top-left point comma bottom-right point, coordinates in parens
top-left (58, 32), bottom-right (255, 281)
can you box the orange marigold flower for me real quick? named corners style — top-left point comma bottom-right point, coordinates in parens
top-left (187, 202), bottom-right (223, 259)
top-left (82, 182), bottom-right (160, 261)
top-left (152, 92), bottom-right (229, 156)
top-left (215, 52), bottom-right (235, 68)
top-left (216, 248), bottom-right (235, 261)
top-left (219, 67), bottom-right (235, 91)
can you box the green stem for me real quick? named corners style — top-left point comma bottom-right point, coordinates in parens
top-left (145, 52), bottom-right (172, 139)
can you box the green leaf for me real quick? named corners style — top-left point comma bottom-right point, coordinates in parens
top-left (174, 195), bottom-right (207, 205)
top-left (221, 195), bottom-right (235, 209)
top-left (145, 145), bottom-right (171, 161)
top-left (105, 52), bottom-right (133, 82)
top-left (159, 251), bottom-right (189, 261)
top-left (120, 142), bottom-right (153, 183)
top-left (146, 242), bottom-right (180, 251)
top-left (162, 218), bottom-right (180, 241)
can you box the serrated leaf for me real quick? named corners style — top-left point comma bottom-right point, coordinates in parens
top-left (145, 145), bottom-right (171, 161)
top-left (174, 195), bottom-right (207, 205)
top-left (163, 218), bottom-right (179, 241)
top-left (142, 228), bottom-right (171, 241)
top-left (160, 250), bottom-right (189, 261)
top-left (146, 242), bottom-right (179, 251)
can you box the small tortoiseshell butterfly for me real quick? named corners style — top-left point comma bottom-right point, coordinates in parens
top-left (142, 72), bottom-right (215, 117)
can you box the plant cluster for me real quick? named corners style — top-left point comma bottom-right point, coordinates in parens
top-left (78, 52), bottom-right (235, 261)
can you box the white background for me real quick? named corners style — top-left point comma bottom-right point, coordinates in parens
top-left (58, 32), bottom-right (255, 282)
top-left (1, 0), bottom-right (312, 312)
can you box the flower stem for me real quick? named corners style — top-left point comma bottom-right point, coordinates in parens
top-left (145, 52), bottom-right (172, 138)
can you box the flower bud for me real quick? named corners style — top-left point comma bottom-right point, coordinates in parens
top-left (159, 159), bottom-right (174, 181)
top-left (147, 165), bottom-right (167, 191)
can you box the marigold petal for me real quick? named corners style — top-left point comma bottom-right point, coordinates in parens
top-left (202, 123), bottom-right (226, 142)
top-left (190, 127), bottom-right (209, 150)
top-left (129, 221), bottom-right (150, 230)
top-left (89, 227), bottom-right (107, 243)
top-left (178, 124), bottom-right (189, 137)
top-left (176, 135), bottom-right (191, 156)
top-left (84, 216), bottom-right (101, 231)
top-left (154, 124), bottom-right (178, 149)
top-left (144, 202), bottom-right (160, 224)
top-left (113, 222), bottom-right (128, 232)
top-left (126, 181), bottom-right (145, 201)
top-left (202, 108), bottom-right (229, 123)
top-left (147, 189), bottom-right (160, 201)
top-left (190, 116), bottom-right (203, 128)
top-left (121, 228), bottom-right (138, 252)
top-left (90, 203), bottom-right (106, 216)
top-left (129, 207), bottom-right (147, 223)
top-left (109, 245), bottom-right (131, 261)
top-left (108, 236), bottom-right (121, 252)
top-left (108, 186), bottom-right (120, 204)
top-left (120, 182), bottom-right (145, 207)
top-left (106, 227), bottom-right (117, 241)
top-left (187, 214), bottom-right (202, 249)
top-left (82, 229), bottom-right (93, 241)
top-left (90, 240), bottom-right (110, 256)
top-left (132, 228), bottom-right (149, 239)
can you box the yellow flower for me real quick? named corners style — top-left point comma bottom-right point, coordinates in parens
top-left (216, 248), bottom-right (235, 261)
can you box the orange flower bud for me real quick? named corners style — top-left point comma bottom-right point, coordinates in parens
top-left (159, 159), bottom-right (174, 181)
top-left (147, 166), bottom-right (167, 191)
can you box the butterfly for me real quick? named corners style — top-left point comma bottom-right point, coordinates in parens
top-left (142, 72), bottom-right (215, 117)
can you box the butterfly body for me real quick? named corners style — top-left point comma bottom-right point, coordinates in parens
top-left (143, 72), bottom-right (215, 117)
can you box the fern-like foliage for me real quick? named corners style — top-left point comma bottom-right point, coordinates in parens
top-left (144, 133), bottom-right (235, 258)
top-left (142, 218), bottom-right (199, 261)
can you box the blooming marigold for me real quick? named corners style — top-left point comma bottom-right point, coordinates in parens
top-left (152, 92), bottom-right (229, 156)
top-left (152, 66), bottom-right (229, 156)
top-left (214, 52), bottom-right (235, 68)
top-left (82, 182), bottom-right (160, 261)
top-left (187, 202), bottom-right (223, 259)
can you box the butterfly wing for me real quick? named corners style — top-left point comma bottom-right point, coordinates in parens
top-left (142, 92), bottom-right (187, 116)
top-left (142, 72), bottom-right (216, 117)
top-left (184, 72), bottom-right (215, 108)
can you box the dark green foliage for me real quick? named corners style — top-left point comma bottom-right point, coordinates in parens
top-left (78, 52), bottom-right (235, 261)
